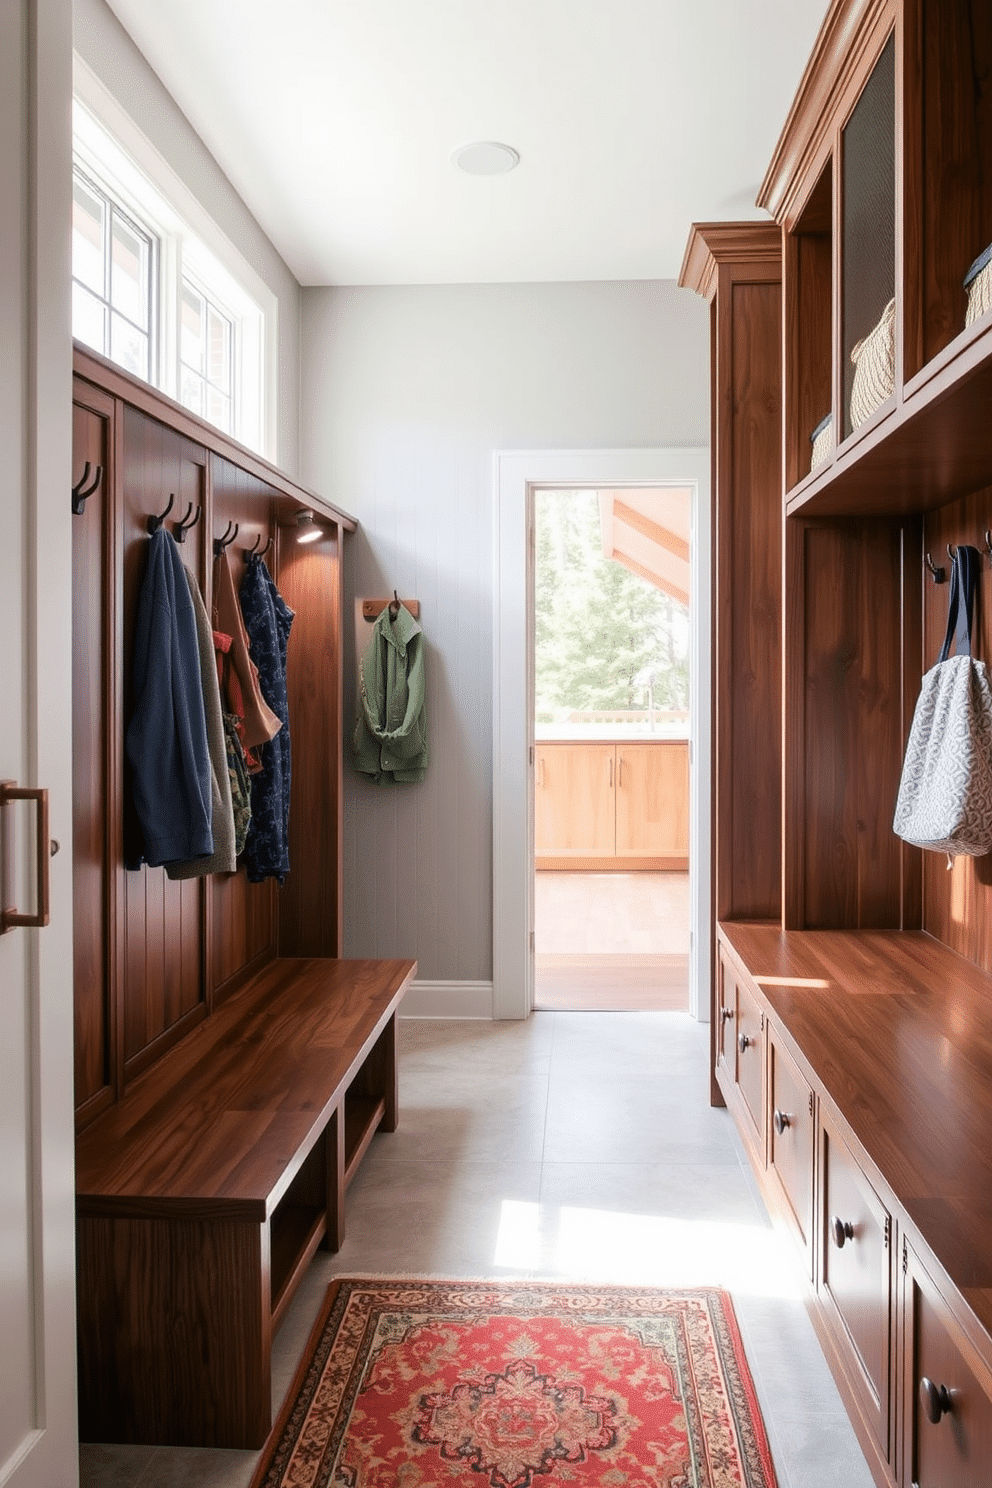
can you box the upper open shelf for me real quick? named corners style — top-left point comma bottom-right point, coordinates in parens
top-left (764, 0), bottom-right (992, 518)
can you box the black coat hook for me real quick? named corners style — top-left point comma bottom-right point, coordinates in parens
top-left (244, 533), bottom-right (273, 560)
top-left (174, 502), bottom-right (201, 543)
top-left (388, 588), bottom-right (401, 621)
top-left (72, 461), bottom-right (102, 516)
top-left (213, 520), bottom-right (239, 557)
top-left (147, 493), bottom-right (175, 534)
top-left (925, 551), bottom-right (947, 583)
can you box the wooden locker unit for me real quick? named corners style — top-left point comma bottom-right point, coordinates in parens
top-left (70, 345), bottom-right (416, 1449)
top-left (678, 222), bottom-right (783, 1100)
top-left (682, 2), bottom-right (992, 1486)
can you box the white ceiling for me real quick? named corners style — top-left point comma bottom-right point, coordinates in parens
top-left (104, 0), bottom-right (829, 287)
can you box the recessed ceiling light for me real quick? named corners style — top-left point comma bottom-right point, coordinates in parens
top-left (452, 141), bottom-right (520, 177)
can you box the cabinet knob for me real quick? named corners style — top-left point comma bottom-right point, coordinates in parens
top-left (721, 1007), bottom-right (734, 1023)
top-left (773, 1109), bottom-right (791, 1135)
top-left (831, 1215), bottom-right (855, 1248)
top-left (738, 1032), bottom-right (750, 1054)
top-left (920, 1377), bottom-right (952, 1425)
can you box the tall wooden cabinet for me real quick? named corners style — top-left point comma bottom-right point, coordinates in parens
top-left (682, 2), bottom-right (992, 1486)
top-left (678, 223), bottom-right (783, 1097)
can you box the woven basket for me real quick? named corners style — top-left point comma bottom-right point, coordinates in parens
top-left (849, 296), bottom-right (896, 430)
top-left (810, 413), bottom-right (832, 472)
top-left (965, 244), bottom-right (992, 328)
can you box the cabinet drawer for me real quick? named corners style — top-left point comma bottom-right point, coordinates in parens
top-left (819, 1114), bottom-right (891, 1460)
top-left (734, 972), bottom-right (765, 1151)
top-left (903, 1243), bottom-right (992, 1488)
top-left (768, 1032), bottom-right (814, 1275)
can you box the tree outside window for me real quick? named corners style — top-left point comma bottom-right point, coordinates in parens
top-left (535, 490), bottom-right (689, 738)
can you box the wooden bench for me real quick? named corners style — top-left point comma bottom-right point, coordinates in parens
top-left (75, 956), bottom-right (416, 1449)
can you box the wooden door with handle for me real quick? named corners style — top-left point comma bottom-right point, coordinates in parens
top-left (0, 4), bottom-right (80, 1484)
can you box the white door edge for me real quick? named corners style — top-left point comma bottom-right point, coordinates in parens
top-left (492, 448), bottom-right (711, 1023)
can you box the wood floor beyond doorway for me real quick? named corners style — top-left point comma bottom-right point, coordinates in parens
top-left (535, 872), bottom-right (688, 1012)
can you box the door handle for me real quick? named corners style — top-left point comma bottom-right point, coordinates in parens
top-left (618, 756), bottom-right (624, 788)
top-left (608, 757), bottom-right (613, 787)
top-left (1, 782), bottom-right (51, 932)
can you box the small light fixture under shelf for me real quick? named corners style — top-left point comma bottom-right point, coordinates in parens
top-left (296, 511), bottom-right (321, 544)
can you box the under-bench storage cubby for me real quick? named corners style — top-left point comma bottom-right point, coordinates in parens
top-left (71, 347), bottom-right (415, 1448)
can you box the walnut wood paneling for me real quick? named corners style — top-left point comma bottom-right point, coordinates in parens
top-left (278, 524), bottom-right (344, 957)
top-left (72, 393), bottom-right (115, 1125)
top-left (725, 277), bottom-right (783, 922)
top-left (120, 406), bottom-right (206, 1077)
top-left (920, 488), bottom-right (992, 972)
top-left (76, 1213), bottom-right (269, 1448)
top-left (797, 520), bottom-right (907, 929)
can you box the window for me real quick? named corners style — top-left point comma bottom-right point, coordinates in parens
top-left (70, 75), bottom-right (275, 458)
top-left (180, 279), bottom-right (234, 435)
top-left (72, 169), bottom-right (155, 381)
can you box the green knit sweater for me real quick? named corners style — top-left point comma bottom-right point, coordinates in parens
top-left (352, 603), bottom-right (428, 784)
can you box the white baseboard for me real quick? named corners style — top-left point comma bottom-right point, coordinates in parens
top-left (401, 980), bottom-right (494, 1019)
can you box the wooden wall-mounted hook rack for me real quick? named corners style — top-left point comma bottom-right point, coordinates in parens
top-left (362, 597), bottom-right (420, 620)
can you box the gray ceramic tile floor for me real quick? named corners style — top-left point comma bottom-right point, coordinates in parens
top-left (79, 1012), bottom-right (875, 1488)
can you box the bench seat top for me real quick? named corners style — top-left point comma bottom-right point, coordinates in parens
top-left (75, 956), bottom-right (416, 1221)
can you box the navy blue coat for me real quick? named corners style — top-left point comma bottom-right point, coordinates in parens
top-left (125, 528), bottom-right (213, 868)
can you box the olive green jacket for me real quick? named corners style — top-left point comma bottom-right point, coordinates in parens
top-left (352, 603), bottom-right (428, 784)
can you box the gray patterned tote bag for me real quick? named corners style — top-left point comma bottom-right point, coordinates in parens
top-left (893, 544), bottom-right (992, 855)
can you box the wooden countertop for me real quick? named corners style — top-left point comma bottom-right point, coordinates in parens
top-left (75, 957), bottom-right (416, 1221)
top-left (719, 923), bottom-right (992, 1340)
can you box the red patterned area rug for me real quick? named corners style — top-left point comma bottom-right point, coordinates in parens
top-left (251, 1278), bottom-right (778, 1488)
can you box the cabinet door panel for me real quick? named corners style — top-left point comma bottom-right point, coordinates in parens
top-left (535, 745), bottom-right (615, 855)
top-left (716, 947), bottom-right (735, 1078)
top-left (733, 973), bottom-right (765, 1156)
top-left (819, 1116), bottom-right (891, 1459)
top-left (768, 1032), bottom-right (814, 1275)
top-left (615, 742), bottom-right (688, 857)
top-left (903, 1244), bottom-right (992, 1488)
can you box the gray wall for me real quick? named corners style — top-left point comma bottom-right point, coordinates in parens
top-left (73, 0), bottom-right (302, 475)
top-left (301, 280), bottom-right (710, 982)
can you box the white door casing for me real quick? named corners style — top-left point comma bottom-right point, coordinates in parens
top-left (493, 448), bottom-right (711, 1023)
top-left (1, 3), bottom-right (79, 1484)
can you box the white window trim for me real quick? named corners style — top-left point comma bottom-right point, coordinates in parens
top-left (72, 53), bottom-right (278, 460)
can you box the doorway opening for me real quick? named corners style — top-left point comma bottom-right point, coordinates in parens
top-left (532, 486), bottom-right (691, 1011)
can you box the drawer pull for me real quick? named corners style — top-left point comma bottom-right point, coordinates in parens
top-left (831, 1215), bottom-right (855, 1248)
top-left (920, 1377), bottom-right (952, 1424)
top-left (721, 1007), bottom-right (734, 1023)
top-left (773, 1109), bottom-right (791, 1135)
top-left (738, 1032), bottom-right (751, 1053)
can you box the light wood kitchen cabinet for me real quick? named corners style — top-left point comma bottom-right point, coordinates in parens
top-left (534, 744), bottom-right (614, 855)
top-left (535, 740), bottom-right (688, 870)
top-left (615, 742), bottom-right (688, 859)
